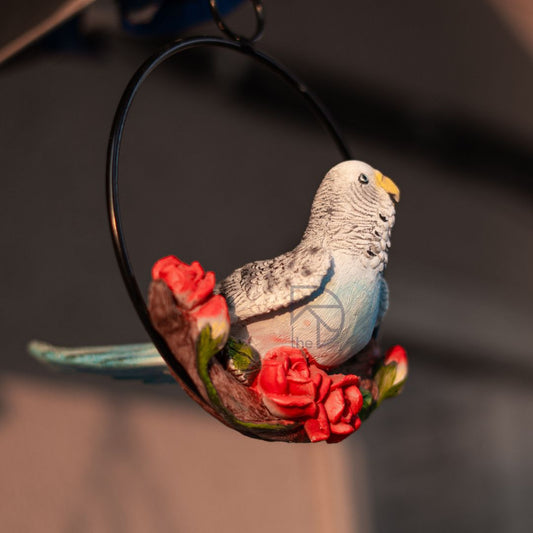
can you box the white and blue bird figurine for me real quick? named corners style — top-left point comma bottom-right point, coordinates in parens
top-left (30, 160), bottom-right (400, 380)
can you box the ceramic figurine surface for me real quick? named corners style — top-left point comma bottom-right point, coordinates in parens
top-left (30, 160), bottom-right (407, 443)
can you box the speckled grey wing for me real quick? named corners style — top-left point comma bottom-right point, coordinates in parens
top-left (217, 245), bottom-right (332, 323)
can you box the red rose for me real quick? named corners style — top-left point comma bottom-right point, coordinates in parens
top-left (253, 347), bottom-right (363, 443)
top-left (253, 348), bottom-right (321, 419)
top-left (152, 256), bottom-right (229, 348)
top-left (152, 255), bottom-right (215, 310)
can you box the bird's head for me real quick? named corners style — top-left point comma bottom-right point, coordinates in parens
top-left (304, 160), bottom-right (400, 270)
top-left (327, 160), bottom-right (400, 204)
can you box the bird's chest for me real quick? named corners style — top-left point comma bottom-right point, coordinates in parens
top-left (320, 254), bottom-right (381, 340)
top-left (239, 254), bottom-right (382, 366)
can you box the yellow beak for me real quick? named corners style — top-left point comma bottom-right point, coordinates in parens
top-left (375, 171), bottom-right (400, 202)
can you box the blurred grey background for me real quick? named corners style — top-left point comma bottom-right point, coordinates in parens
top-left (1, 0), bottom-right (532, 532)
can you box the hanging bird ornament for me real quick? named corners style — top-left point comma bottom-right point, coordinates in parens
top-left (29, 0), bottom-right (408, 444)
top-left (30, 160), bottom-right (407, 443)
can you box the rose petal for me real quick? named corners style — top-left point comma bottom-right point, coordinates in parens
top-left (304, 404), bottom-right (331, 442)
top-left (286, 371), bottom-right (311, 383)
top-left (344, 385), bottom-right (363, 415)
top-left (324, 389), bottom-right (346, 424)
top-left (189, 261), bottom-right (205, 279)
top-left (263, 394), bottom-right (317, 419)
top-left (310, 368), bottom-right (322, 390)
top-left (286, 376), bottom-right (316, 397)
top-left (340, 405), bottom-right (355, 424)
top-left (185, 271), bottom-right (215, 308)
top-left (151, 255), bottom-right (183, 280)
top-left (326, 431), bottom-right (353, 444)
top-left (291, 365), bottom-right (310, 379)
top-left (310, 366), bottom-right (331, 402)
top-left (288, 353), bottom-right (311, 376)
top-left (330, 373), bottom-right (360, 390)
top-left (264, 393), bottom-right (315, 408)
top-left (258, 360), bottom-right (288, 395)
top-left (329, 421), bottom-right (356, 436)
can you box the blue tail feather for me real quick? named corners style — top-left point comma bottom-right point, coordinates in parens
top-left (28, 340), bottom-right (174, 384)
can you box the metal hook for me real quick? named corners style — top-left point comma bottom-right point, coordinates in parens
top-left (209, 0), bottom-right (265, 43)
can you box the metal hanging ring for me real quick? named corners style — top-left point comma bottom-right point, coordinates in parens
top-left (106, 36), bottom-right (351, 399)
top-left (209, 0), bottom-right (265, 43)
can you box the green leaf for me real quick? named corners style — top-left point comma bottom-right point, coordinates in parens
top-left (382, 379), bottom-right (406, 400)
top-left (226, 338), bottom-right (259, 372)
top-left (196, 325), bottom-right (227, 414)
top-left (358, 388), bottom-right (376, 421)
top-left (374, 361), bottom-right (407, 405)
top-left (225, 337), bottom-right (261, 384)
top-left (375, 362), bottom-right (398, 406)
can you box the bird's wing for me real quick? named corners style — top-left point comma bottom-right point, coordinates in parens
top-left (217, 245), bottom-right (332, 323)
top-left (377, 277), bottom-right (390, 326)
top-left (28, 340), bottom-right (174, 383)
top-left (372, 277), bottom-right (389, 339)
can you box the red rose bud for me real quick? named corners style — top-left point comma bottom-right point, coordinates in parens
top-left (191, 294), bottom-right (230, 350)
top-left (152, 255), bottom-right (215, 310)
top-left (383, 345), bottom-right (408, 386)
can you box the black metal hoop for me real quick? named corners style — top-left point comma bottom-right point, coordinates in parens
top-left (106, 36), bottom-right (352, 394)
top-left (209, 0), bottom-right (265, 43)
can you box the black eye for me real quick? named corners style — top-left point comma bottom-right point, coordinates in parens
top-left (358, 173), bottom-right (369, 184)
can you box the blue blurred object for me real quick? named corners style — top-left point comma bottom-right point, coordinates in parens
top-left (118, 0), bottom-right (246, 36)
top-left (32, 0), bottom-right (245, 58)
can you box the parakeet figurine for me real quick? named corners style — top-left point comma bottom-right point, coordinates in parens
top-left (220, 160), bottom-right (399, 369)
top-left (30, 160), bottom-right (399, 382)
